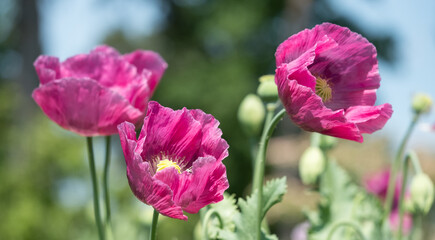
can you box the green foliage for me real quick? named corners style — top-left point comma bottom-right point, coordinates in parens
top-left (307, 161), bottom-right (385, 240)
top-left (202, 177), bottom-right (287, 240)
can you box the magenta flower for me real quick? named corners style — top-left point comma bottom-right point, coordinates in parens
top-left (364, 170), bottom-right (412, 234)
top-left (32, 45), bottom-right (167, 136)
top-left (118, 101), bottom-right (229, 220)
top-left (364, 170), bottom-right (402, 208)
top-left (275, 23), bottom-right (393, 142)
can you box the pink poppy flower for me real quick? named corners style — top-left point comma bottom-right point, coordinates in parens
top-left (364, 170), bottom-right (413, 234)
top-left (32, 45), bottom-right (167, 136)
top-left (364, 170), bottom-right (403, 208)
top-left (118, 101), bottom-right (229, 220)
top-left (389, 210), bottom-right (413, 235)
top-left (275, 23), bottom-right (393, 142)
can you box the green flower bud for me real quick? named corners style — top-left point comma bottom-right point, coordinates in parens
top-left (299, 146), bottom-right (326, 185)
top-left (319, 134), bottom-right (338, 151)
top-left (412, 93), bottom-right (432, 114)
top-left (257, 75), bottom-right (278, 102)
top-left (410, 173), bottom-right (434, 214)
top-left (238, 94), bottom-right (265, 136)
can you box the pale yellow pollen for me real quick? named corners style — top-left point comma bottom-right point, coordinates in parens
top-left (156, 159), bottom-right (182, 174)
top-left (315, 76), bottom-right (332, 102)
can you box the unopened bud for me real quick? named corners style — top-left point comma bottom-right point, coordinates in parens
top-left (257, 75), bottom-right (278, 102)
top-left (299, 147), bottom-right (326, 185)
top-left (238, 94), bottom-right (265, 136)
top-left (410, 173), bottom-right (434, 214)
top-left (412, 93), bottom-right (432, 114)
top-left (319, 135), bottom-right (337, 151)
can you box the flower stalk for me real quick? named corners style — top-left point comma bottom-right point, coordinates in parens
top-left (86, 137), bottom-right (105, 240)
top-left (384, 113), bottom-right (420, 221)
top-left (202, 209), bottom-right (224, 240)
top-left (252, 107), bottom-right (286, 240)
top-left (398, 153), bottom-right (411, 240)
top-left (150, 209), bottom-right (159, 240)
top-left (103, 136), bottom-right (112, 232)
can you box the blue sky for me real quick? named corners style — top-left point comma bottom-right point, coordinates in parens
top-left (38, 0), bottom-right (435, 150)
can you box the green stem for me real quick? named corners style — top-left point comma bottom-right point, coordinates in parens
top-left (408, 150), bottom-right (422, 174)
top-left (86, 137), bottom-right (105, 240)
top-left (252, 107), bottom-right (286, 240)
top-left (411, 214), bottom-right (423, 240)
top-left (326, 221), bottom-right (367, 240)
top-left (103, 136), bottom-right (112, 226)
top-left (398, 154), bottom-right (411, 240)
top-left (149, 209), bottom-right (159, 240)
top-left (384, 114), bottom-right (419, 219)
top-left (202, 209), bottom-right (224, 240)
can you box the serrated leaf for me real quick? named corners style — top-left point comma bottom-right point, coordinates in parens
top-left (307, 161), bottom-right (384, 240)
top-left (206, 178), bottom-right (287, 240)
top-left (262, 177), bottom-right (287, 218)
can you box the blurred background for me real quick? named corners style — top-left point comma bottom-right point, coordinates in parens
top-left (1, 0), bottom-right (435, 239)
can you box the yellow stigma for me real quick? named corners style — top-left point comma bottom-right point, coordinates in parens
top-left (315, 76), bottom-right (332, 102)
top-left (156, 159), bottom-right (182, 174)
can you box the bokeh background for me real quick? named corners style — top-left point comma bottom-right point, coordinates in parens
top-left (1, 0), bottom-right (435, 239)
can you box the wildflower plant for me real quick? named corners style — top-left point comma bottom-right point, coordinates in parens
top-left (31, 23), bottom-right (435, 240)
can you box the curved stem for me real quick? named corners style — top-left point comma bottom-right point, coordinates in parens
top-left (384, 113), bottom-right (419, 219)
top-left (103, 136), bottom-right (112, 226)
top-left (202, 209), bottom-right (224, 240)
top-left (408, 150), bottom-right (422, 175)
top-left (326, 221), bottom-right (367, 240)
top-left (149, 209), bottom-right (159, 240)
top-left (86, 137), bottom-right (105, 240)
top-left (252, 108), bottom-right (286, 240)
top-left (398, 154), bottom-right (411, 240)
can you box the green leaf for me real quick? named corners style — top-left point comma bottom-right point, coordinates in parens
top-left (204, 177), bottom-right (287, 240)
top-left (307, 161), bottom-right (384, 240)
top-left (262, 177), bottom-right (287, 219)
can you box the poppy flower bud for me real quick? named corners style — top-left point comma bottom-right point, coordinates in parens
top-left (238, 94), bottom-right (265, 136)
top-left (318, 134), bottom-right (337, 151)
top-left (410, 173), bottom-right (434, 214)
top-left (299, 146), bottom-right (326, 185)
top-left (257, 75), bottom-right (278, 102)
top-left (412, 93), bottom-right (432, 114)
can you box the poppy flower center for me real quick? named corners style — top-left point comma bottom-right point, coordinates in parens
top-left (315, 76), bottom-right (332, 102)
top-left (156, 159), bottom-right (182, 174)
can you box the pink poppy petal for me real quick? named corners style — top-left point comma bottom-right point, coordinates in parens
top-left (140, 102), bottom-right (203, 169)
top-left (91, 45), bottom-right (121, 57)
top-left (275, 26), bottom-right (338, 67)
top-left (34, 55), bottom-right (61, 84)
top-left (345, 104), bottom-right (393, 134)
top-left (278, 77), bottom-right (362, 142)
top-left (189, 109), bottom-right (229, 162)
top-left (118, 124), bottom-right (186, 220)
top-left (123, 50), bottom-right (168, 93)
top-left (32, 78), bottom-right (143, 136)
top-left (171, 157), bottom-right (228, 214)
top-left (128, 161), bottom-right (186, 220)
top-left (389, 210), bottom-right (412, 235)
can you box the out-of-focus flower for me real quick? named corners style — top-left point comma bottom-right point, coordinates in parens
top-left (275, 23), bottom-right (392, 142)
top-left (365, 170), bottom-right (402, 207)
top-left (389, 210), bottom-right (413, 234)
top-left (118, 101), bottom-right (229, 220)
top-left (238, 94), bottom-right (265, 136)
top-left (410, 173), bottom-right (434, 214)
top-left (32, 45), bottom-right (167, 136)
top-left (290, 221), bottom-right (310, 240)
top-left (364, 170), bottom-right (412, 234)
